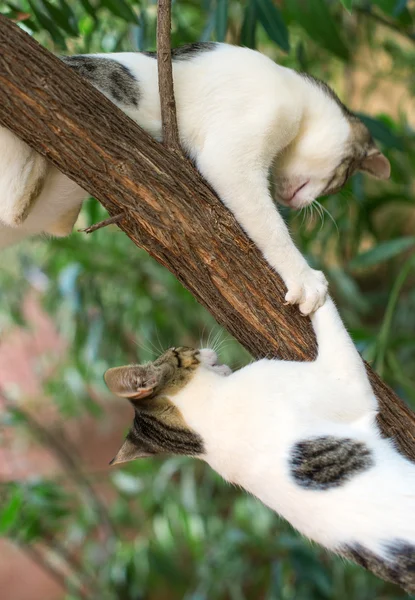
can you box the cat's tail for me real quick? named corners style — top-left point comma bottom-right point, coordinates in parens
top-left (311, 296), bottom-right (369, 380)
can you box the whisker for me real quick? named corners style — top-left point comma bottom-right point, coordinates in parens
top-left (313, 200), bottom-right (325, 231)
top-left (319, 202), bottom-right (339, 235)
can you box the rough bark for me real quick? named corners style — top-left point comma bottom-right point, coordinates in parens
top-left (157, 0), bottom-right (182, 153)
top-left (0, 16), bottom-right (414, 461)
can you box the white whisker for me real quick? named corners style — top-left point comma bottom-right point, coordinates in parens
top-left (318, 201), bottom-right (339, 235)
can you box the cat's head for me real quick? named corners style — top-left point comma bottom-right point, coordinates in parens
top-left (104, 347), bottom-right (231, 465)
top-left (273, 76), bottom-right (390, 209)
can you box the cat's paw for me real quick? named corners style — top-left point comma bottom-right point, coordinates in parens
top-left (199, 349), bottom-right (232, 376)
top-left (284, 268), bottom-right (328, 315)
top-left (212, 364), bottom-right (232, 377)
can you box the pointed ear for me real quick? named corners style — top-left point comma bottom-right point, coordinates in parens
top-left (109, 435), bottom-right (152, 466)
top-left (359, 149), bottom-right (390, 180)
top-left (104, 365), bottom-right (157, 401)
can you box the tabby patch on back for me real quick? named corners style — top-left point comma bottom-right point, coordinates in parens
top-left (60, 56), bottom-right (140, 108)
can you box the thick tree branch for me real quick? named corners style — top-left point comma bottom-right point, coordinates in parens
top-left (0, 16), bottom-right (414, 466)
top-left (157, 0), bottom-right (182, 153)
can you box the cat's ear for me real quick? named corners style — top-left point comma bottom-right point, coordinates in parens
top-left (104, 365), bottom-right (157, 401)
top-left (109, 434), bottom-right (151, 466)
top-left (359, 149), bottom-right (390, 180)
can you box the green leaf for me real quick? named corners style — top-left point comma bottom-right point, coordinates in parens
top-left (340, 0), bottom-right (353, 11)
top-left (215, 0), bottom-right (228, 42)
top-left (78, 0), bottom-right (97, 20)
top-left (373, 0), bottom-right (397, 16)
top-left (240, 0), bottom-right (257, 48)
top-left (58, 0), bottom-right (79, 34)
top-left (349, 237), bottom-right (415, 270)
top-left (357, 113), bottom-right (404, 150)
top-left (287, 0), bottom-right (349, 60)
top-left (0, 488), bottom-right (22, 535)
top-left (39, 0), bottom-right (78, 36)
top-left (100, 0), bottom-right (139, 24)
top-left (27, 0), bottom-right (67, 48)
top-left (255, 0), bottom-right (290, 52)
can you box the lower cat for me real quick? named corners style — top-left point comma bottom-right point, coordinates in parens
top-left (0, 43), bottom-right (390, 314)
top-left (104, 298), bottom-right (415, 593)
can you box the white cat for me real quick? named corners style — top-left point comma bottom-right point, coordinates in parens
top-left (0, 43), bottom-right (390, 314)
top-left (104, 297), bottom-right (415, 594)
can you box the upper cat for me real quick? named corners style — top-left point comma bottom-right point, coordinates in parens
top-left (104, 297), bottom-right (415, 594)
top-left (0, 43), bottom-right (390, 314)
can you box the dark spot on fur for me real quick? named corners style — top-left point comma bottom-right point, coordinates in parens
top-left (341, 541), bottom-right (415, 594)
top-left (60, 55), bottom-right (139, 107)
top-left (143, 42), bottom-right (218, 61)
top-left (130, 409), bottom-right (204, 456)
top-left (290, 436), bottom-right (373, 490)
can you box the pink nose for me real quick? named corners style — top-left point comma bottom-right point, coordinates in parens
top-left (287, 181), bottom-right (308, 203)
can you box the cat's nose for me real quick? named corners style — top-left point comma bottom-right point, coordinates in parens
top-left (278, 181), bottom-right (310, 209)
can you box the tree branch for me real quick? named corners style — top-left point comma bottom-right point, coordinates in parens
top-left (0, 16), bottom-right (414, 468)
top-left (157, 0), bottom-right (182, 153)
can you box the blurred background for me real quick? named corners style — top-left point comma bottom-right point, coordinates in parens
top-left (0, 0), bottom-right (414, 598)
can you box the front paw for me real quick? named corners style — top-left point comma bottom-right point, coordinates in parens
top-left (212, 364), bottom-right (232, 377)
top-left (284, 268), bottom-right (328, 315)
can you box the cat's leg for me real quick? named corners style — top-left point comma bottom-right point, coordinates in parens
top-left (0, 127), bottom-right (48, 227)
top-left (197, 146), bottom-right (327, 315)
top-left (311, 298), bottom-right (377, 417)
top-left (45, 203), bottom-right (82, 237)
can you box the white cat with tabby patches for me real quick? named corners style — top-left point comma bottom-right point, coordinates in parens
top-left (0, 43), bottom-right (390, 314)
top-left (105, 298), bottom-right (415, 594)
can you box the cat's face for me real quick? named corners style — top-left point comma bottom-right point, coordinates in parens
top-left (273, 115), bottom-right (390, 210)
top-left (104, 347), bottom-right (231, 465)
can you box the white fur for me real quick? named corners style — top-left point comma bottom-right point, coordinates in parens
top-left (0, 44), bottom-right (356, 312)
top-left (171, 298), bottom-right (415, 560)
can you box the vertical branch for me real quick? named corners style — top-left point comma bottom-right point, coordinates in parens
top-left (156, 0), bottom-right (182, 153)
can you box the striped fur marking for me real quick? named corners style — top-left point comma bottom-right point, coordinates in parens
top-left (290, 436), bottom-right (373, 490)
top-left (144, 42), bottom-right (217, 61)
top-left (342, 541), bottom-right (415, 594)
top-left (130, 409), bottom-right (204, 456)
top-left (60, 55), bottom-right (140, 107)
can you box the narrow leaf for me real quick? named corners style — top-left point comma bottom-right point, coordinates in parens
top-left (340, 0), bottom-right (353, 11)
top-left (78, 0), bottom-right (97, 20)
top-left (287, 0), bottom-right (349, 60)
top-left (40, 0), bottom-right (78, 36)
top-left (58, 0), bottom-right (79, 34)
top-left (349, 237), bottom-right (415, 270)
top-left (256, 0), bottom-right (290, 52)
top-left (215, 0), bottom-right (228, 42)
top-left (240, 0), bottom-right (257, 48)
top-left (27, 0), bottom-right (67, 48)
top-left (357, 113), bottom-right (404, 150)
top-left (0, 490), bottom-right (22, 535)
top-left (100, 0), bottom-right (139, 24)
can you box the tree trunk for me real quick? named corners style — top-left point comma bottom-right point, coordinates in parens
top-left (0, 16), bottom-right (414, 461)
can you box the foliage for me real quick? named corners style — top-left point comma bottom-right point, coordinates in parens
top-left (0, 0), bottom-right (414, 598)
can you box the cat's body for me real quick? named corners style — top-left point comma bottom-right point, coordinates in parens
top-left (104, 299), bottom-right (415, 593)
top-left (0, 43), bottom-right (389, 314)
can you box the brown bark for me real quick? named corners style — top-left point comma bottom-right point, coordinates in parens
top-left (157, 0), bottom-right (182, 153)
top-left (0, 16), bottom-right (414, 461)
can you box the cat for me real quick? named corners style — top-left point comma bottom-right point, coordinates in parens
top-left (104, 297), bottom-right (415, 594)
top-left (0, 43), bottom-right (390, 314)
